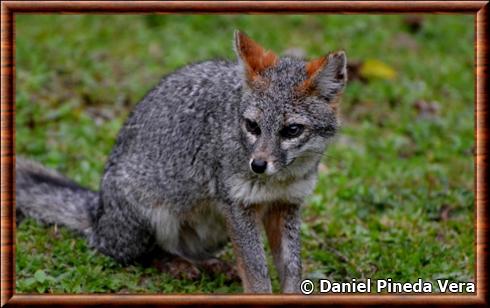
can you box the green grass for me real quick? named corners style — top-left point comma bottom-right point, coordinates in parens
top-left (15, 14), bottom-right (474, 294)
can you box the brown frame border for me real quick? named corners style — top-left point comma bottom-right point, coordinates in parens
top-left (1, 1), bottom-right (488, 306)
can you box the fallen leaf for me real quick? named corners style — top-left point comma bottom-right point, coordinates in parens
top-left (359, 59), bottom-right (397, 81)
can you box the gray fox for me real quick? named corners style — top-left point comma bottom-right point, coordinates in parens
top-left (16, 31), bottom-right (347, 293)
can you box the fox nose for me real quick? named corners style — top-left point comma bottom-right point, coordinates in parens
top-left (251, 159), bottom-right (267, 174)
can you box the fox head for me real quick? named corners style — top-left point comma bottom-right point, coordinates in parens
top-left (234, 31), bottom-right (347, 178)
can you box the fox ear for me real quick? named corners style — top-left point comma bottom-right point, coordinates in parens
top-left (234, 30), bottom-right (278, 82)
top-left (302, 51), bottom-right (347, 100)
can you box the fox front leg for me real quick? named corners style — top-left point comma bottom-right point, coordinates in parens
top-left (263, 203), bottom-right (302, 293)
top-left (223, 203), bottom-right (272, 293)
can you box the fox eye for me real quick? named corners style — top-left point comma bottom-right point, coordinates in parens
top-left (281, 124), bottom-right (304, 139)
top-left (245, 119), bottom-right (261, 135)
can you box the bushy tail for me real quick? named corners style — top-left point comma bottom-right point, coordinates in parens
top-left (16, 157), bottom-right (98, 235)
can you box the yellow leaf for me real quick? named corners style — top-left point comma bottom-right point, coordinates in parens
top-left (359, 59), bottom-right (397, 80)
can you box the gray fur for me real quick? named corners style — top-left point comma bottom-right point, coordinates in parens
top-left (16, 31), bottom-right (347, 293)
top-left (16, 157), bottom-right (96, 235)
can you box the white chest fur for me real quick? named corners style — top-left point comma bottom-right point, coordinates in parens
top-left (227, 173), bottom-right (318, 205)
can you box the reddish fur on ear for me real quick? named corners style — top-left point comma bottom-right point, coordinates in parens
top-left (235, 32), bottom-right (278, 81)
top-left (305, 56), bottom-right (328, 79)
top-left (297, 55), bottom-right (329, 94)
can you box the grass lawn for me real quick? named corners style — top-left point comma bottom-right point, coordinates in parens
top-left (15, 14), bottom-right (474, 294)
